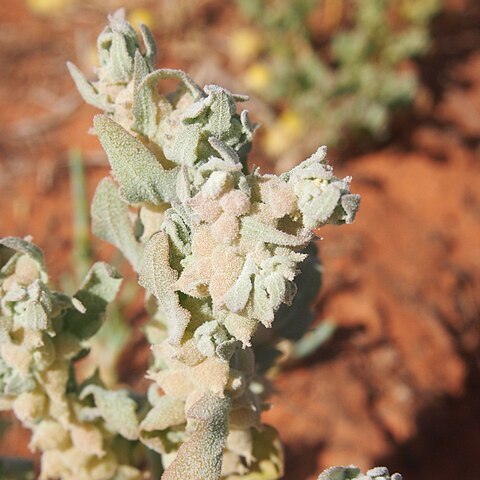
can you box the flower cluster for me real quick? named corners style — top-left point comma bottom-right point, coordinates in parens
top-left (66, 10), bottom-right (361, 479)
top-left (0, 238), bottom-right (142, 480)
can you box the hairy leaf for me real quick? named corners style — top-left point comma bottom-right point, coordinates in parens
top-left (80, 385), bottom-right (139, 440)
top-left (132, 51), bottom-right (157, 139)
top-left (341, 194), bottom-right (361, 224)
top-left (163, 124), bottom-right (201, 167)
top-left (318, 466), bottom-right (362, 480)
top-left (67, 62), bottom-right (111, 112)
top-left (0, 237), bottom-right (44, 266)
top-left (94, 115), bottom-right (178, 204)
top-left (162, 394), bottom-right (230, 480)
top-left (63, 262), bottom-right (122, 340)
top-left (203, 86), bottom-right (234, 137)
top-left (140, 397), bottom-right (185, 433)
top-left (22, 301), bottom-right (49, 332)
top-left (208, 137), bottom-right (240, 165)
top-left (110, 31), bottom-right (134, 83)
top-left (224, 255), bottom-right (255, 313)
top-left (139, 397), bottom-right (186, 454)
top-left (240, 218), bottom-right (312, 247)
top-left (91, 178), bottom-right (142, 271)
top-left (140, 68), bottom-right (204, 100)
top-left (317, 465), bottom-right (402, 480)
top-left (139, 232), bottom-right (191, 345)
top-left (139, 24), bottom-right (157, 66)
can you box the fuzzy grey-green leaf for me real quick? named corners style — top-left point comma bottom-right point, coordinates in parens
top-left (163, 124), bottom-right (201, 167)
top-left (341, 193), bottom-right (361, 224)
top-left (63, 262), bottom-right (122, 340)
top-left (110, 31), bottom-right (134, 82)
top-left (224, 256), bottom-right (254, 313)
top-left (22, 301), bottom-right (49, 332)
top-left (204, 86), bottom-right (234, 137)
top-left (317, 466), bottom-right (361, 480)
top-left (67, 62), bottom-right (112, 112)
top-left (91, 178), bottom-right (142, 271)
top-left (94, 115), bottom-right (178, 204)
top-left (240, 217), bottom-right (312, 247)
top-left (140, 396), bottom-right (185, 433)
top-left (80, 385), bottom-right (139, 440)
top-left (139, 232), bottom-right (191, 345)
top-left (317, 465), bottom-right (402, 480)
top-left (208, 137), bottom-right (240, 165)
top-left (141, 68), bottom-right (203, 100)
top-left (0, 237), bottom-right (44, 266)
top-left (139, 24), bottom-right (156, 66)
top-left (132, 51), bottom-right (156, 139)
top-left (252, 276), bottom-right (274, 327)
top-left (162, 394), bottom-right (230, 480)
top-left (301, 183), bottom-right (341, 228)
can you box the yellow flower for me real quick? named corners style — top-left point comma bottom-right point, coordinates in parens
top-left (27, 0), bottom-right (71, 15)
top-left (243, 62), bottom-right (272, 93)
top-left (279, 109), bottom-right (303, 139)
top-left (127, 8), bottom-right (155, 31)
top-left (229, 28), bottom-right (264, 65)
top-left (262, 109), bottom-right (304, 156)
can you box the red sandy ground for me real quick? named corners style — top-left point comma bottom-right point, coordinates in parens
top-left (1, 1), bottom-right (480, 479)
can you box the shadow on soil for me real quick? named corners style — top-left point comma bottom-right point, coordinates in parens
top-left (374, 270), bottom-right (480, 479)
top-left (284, 440), bottom-right (326, 480)
top-left (375, 370), bottom-right (480, 480)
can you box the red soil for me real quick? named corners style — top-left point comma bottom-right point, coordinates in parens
top-left (1, 1), bottom-right (480, 479)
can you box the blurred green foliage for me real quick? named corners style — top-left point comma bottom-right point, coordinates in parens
top-left (236, 0), bottom-right (441, 148)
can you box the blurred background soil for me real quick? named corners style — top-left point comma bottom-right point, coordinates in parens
top-left (1, 1), bottom-right (480, 479)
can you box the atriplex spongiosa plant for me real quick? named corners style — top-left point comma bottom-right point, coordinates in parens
top-left (0, 10), bottom-right (402, 480)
